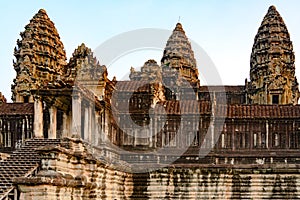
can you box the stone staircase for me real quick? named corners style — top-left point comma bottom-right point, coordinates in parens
top-left (0, 138), bottom-right (62, 199)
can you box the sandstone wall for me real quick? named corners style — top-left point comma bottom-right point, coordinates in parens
top-left (15, 138), bottom-right (300, 199)
top-left (15, 137), bottom-right (133, 200)
top-left (131, 167), bottom-right (300, 199)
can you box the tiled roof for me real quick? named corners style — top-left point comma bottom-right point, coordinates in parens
top-left (115, 82), bottom-right (245, 93)
top-left (115, 81), bottom-right (151, 92)
top-left (157, 100), bottom-right (211, 115)
top-left (200, 85), bottom-right (245, 93)
top-left (0, 139), bottom-right (61, 198)
top-left (225, 104), bottom-right (300, 118)
top-left (0, 103), bottom-right (33, 115)
top-left (116, 99), bottom-right (300, 119)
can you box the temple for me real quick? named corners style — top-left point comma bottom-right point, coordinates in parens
top-left (0, 6), bottom-right (299, 199)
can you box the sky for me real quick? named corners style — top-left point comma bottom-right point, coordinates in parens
top-left (1, 0), bottom-right (300, 101)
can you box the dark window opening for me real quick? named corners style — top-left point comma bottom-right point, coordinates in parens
top-left (272, 95), bottom-right (279, 104)
top-left (23, 96), bottom-right (29, 103)
top-left (56, 109), bottom-right (63, 139)
top-left (43, 109), bottom-right (49, 138)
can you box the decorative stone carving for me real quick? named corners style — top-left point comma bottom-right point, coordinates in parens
top-left (128, 23), bottom-right (202, 101)
top-left (3, 7), bottom-right (300, 200)
top-left (161, 23), bottom-right (200, 87)
top-left (0, 92), bottom-right (6, 105)
top-left (11, 9), bottom-right (67, 102)
top-left (247, 5), bottom-right (299, 104)
top-left (128, 59), bottom-right (165, 105)
top-left (11, 68), bottom-right (35, 101)
top-left (130, 59), bottom-right (162, 83)
top-left (15, 137), bottom-right (133, 199)
top-left (65, 43), bottom-right (109, 97)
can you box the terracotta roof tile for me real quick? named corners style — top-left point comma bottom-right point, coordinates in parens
top-left (115, 81), bottom-right (151, 92)
top-left (116, 99), bottom-right (300, 119)
top-left (0, 103), bottom-right (33, 115)
top-left (225, 104), bottom-right (300, 118)
top-left (200, 85), bottom-right (245, 93)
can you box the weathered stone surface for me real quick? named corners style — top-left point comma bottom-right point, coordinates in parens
top-left (130, 59), bottom-right (162, 82)
top-left (15, 137), bottom-right (133, 200)
top-left (66, 44), bottom-right (108, 85)
top-left (1, 5), bottom-right (300, 200)
top-left (161, 23), bottom-right (200, 87)
top-left (131, 167), bottom-right (300, 199)
top-left (0, 92), bottom-right (6, 105)
top-left (11, 9), bottom-right (67, 102)
top-left (247, 5), bottom-right (299, 105)
top-left (14, 137), bottom-right (300, 199)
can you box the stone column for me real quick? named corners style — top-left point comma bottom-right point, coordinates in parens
top-left (90, 105), bottom-right (95, 145)
top-left (16, 94), bottom-right (22, 103)
top-left (232, 122), bottom-right (235, 151)
top-left (154, 116), bottom-right (157, 148)
top-left (94, 113), bottom-right (100, 145)
top-left (285, 126), bottom-right (289, 149)
top-left (68, 114), bottom-right (72, 137)
top-left (149, 119), bottom-right (153, 148)
top-left (249, 122), bottom-right (253, 150)
top-left (22, 117), bottom-right (26, 141)
top-left (62, 112), bottom-right (69, 137)
top-left (33, 95), bottom-right (43, 138)
top-left (211, 92), bottom-right (216, 148)
top-left (181, 118), bottom-right (185, 148)
top-left (84, 105), bottom-right (89, 141)
top-left (82, 102), bottom-right (93, 142)
top-left (133, 129), bottom-right (137, 147)
top-left (101, 111), bottom-right (107, 143)
top-left (266, 120), bottom-right (269, 149)
top-left (210, 121), bottom-right (215, 148)
top-left (48, 106), bottom-right (57, 139)
top-left (72, 93), bottom-right (81, 137)
top-left (88, 104), bottom-right (93, 142)
top-left (104, 110), bottom-right (109, 140)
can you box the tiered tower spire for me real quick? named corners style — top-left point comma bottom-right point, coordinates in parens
top-left (161, 23), bottom-right (199, 86)
top-left (11, 9), bottom-right (67, 102)
top-left (248, 5), bottom-right (299, 104)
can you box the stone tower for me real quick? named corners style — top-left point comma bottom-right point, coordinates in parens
top-left (129, 59), bottom-right (162, 83)
top-left (248, 5), bottom-right (299, 105)
top-left (161, 23), bottom-right (200, 88)
top-left (129, 59), bottom-right (165, 105)
top-left (11, 9), bottom-right (67, 102)
top-left (161, 23), bottom-right (200, 100)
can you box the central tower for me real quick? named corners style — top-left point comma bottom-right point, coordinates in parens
top-left (161, 23), bottom-right (200, 100)
top-left (161, 23), bottom-right (200, 87)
